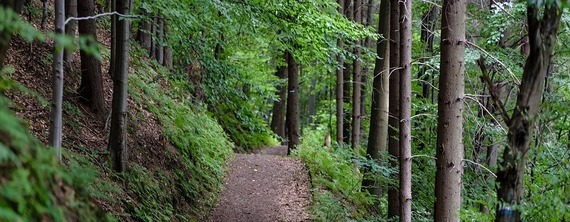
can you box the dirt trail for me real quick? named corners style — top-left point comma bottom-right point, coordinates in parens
top-left (208, 146), bottom-right (311, 222)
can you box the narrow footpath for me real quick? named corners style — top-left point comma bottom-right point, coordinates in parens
top-left (208, 146), bottom-right (312, 222)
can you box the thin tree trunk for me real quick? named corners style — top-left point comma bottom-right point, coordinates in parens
top-left (308, 80), bottom-right (317, 124)
top-left (434, 0), bottom-right (466, 221)
top-left (336, 40), bottom-right (344, 143)
top-left (108, 0), bottom-right (131, 172)
top-left (0, 0), bottom-right (25, 70)
top-left (49, 0), bottom-right (65, 161)
top-left (286, 51), bottom-right (300, 154)
top-left (270, 61), bottom-right (287, 139)
top-left (64, 0), bottom-right (77, 64)
top-left (352, 0), bottom-right (363, 152)
top-left (398, 0), bottom-right (412, 220)
top-left (362, 0), bottom-right (390, 197)
top-left (495, 4), bottom-right (561, 221)
top-left (77, 0), bottom-right (106, 118)
top-left (387, 0), bottom-right (400, 217)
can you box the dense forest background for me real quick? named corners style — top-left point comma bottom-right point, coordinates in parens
top-left (0, 0), bottom-right (569, 221)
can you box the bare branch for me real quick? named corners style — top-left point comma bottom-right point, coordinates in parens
top-left (463, 159), bottom-right (497, 178)
top-left (65, 11), bottom-right (139, 25)
top-left (477, 56), bottom-right (511, 125)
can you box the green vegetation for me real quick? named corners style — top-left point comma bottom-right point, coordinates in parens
top-left (0, 96), bottom-right (113, 221)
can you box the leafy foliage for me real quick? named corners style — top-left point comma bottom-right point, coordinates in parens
top-left (0, 95), bottom-right (113, 221)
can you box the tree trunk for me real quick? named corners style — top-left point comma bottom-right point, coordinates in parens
top-left (387, 0), bottom-right (400, 218)
top-left (286, 51), bottom-right (300, 154)
top-left (155, 18), bottom-right (164, 64)
top-left (418, 5), bottom-right (437, 99)
top-left (362, 0), bottom-right (389, 197)
top-left (351, 0), bottom-right (362, 152)
top-left (495, 4), bottom-right (561, 221)
top-left (0, 0), bottom-right (25, 70)
top-left (398, 0), bottom-right (412, 220)
top-left (343, 61), bottom-right (352, 145)
top-left (336, 43), bottom-right (344, 144)
top-left (434, 0), bottom-right (466, 221)
top-left (48, 0), bottom-right (65, 162)
top-left (308, 79), bottom-right (317, 124)
top-left (108, 0), bottom-right (131, 172)
top-left (270, 61), bottom-right (287, 140)
top-left (136, 2), bottom-right (152, 52)
top-left (77, 0), bottom-right (106, 117)
top-left (64, 0), bottom-right (78, 64)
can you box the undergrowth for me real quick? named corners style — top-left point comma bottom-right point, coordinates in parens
top-left (127, 45), bottom-right (234, 220)
top-left (0, 95), bottom-right (114, 221)
top-left (292, 128), bottom-right (390, 221)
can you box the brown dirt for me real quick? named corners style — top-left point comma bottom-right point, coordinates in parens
top-left (209, 146), bottom-right (312, 222)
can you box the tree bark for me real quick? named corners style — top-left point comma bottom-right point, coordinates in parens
top-left (108, 0), bottom-right (131, 172)
top-left (48, 0), bottom-right (65, 162)
top-left (387, 0), bottom-right (400, 218)
top-left (434, 0), bottom-right (466, 221)
top-left (77, 0), bottom-right (106, 117)
top-left (270, 60), bottom-right (287, 140)
top-left (64, 0), bottom-right (77, 64)
top-left (0, 0), bottom-right (25, 70)
top-left (495, 4), bottom-right (561, 221)
top-left (351, 0), bottom-right (362, 152)
top-left (398, 0), bottom-right (412, 220)
top-left (286, 51), bottom-right (300, 154)
top-left (362, 0), bottom-right (389, 197)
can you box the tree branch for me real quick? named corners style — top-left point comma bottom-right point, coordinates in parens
top-left (65, 11), bottom-right (139, 25)
top-left (477, 56), bottom-right (511, 125)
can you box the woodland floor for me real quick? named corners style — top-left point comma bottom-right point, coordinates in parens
top-left (208, 146), bottom-right (312, 222)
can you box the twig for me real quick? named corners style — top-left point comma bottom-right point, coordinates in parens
top-left (477, 56), bottom-right (511, 125)
top-left (65, 12), bottom-right (139, 25)
top-left (463, 159), bottom-right (497, 178)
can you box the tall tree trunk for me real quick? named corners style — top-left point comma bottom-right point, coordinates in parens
top-left (286, 51), bottom-right (300, 154)
top-left (77, 0), bottom-right (106, 117)
top-left (335, 0), bottom-right (345, 144)
top-left (49, 0), bottom-right (65, 162)
top-left (108, 0), bottom-right (131, 172)
top-left (434, 0), bottom-right (466, 221)
top-left (362, 0), bottom-right (390, 197)
top-left (155, 18), bottom-right (164, 64)
top-left (64, 0), bottom-right (77, 64)
top-left (398, 0), bottom-right (412, 220)
top-left (343, 61), bottom-right (352, 145)
top-left (270, 62), bottom-right (287, 140)
top-left (0, 0), bottom-right (25, 70)
top-left (351, 0), bottom-right (362, 152)
top-left (387, 0), bottom-right (400, 218)
top-left (495, 4), bottom-right (561, 221)
top-left (136, 1), bottom-right (152, 52)
top-left (109, 0), bottom-right (116, 81)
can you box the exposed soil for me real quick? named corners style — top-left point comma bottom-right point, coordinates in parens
top-left (209, 146), bottom-right (312, 222)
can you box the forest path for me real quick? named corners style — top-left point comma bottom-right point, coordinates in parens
top-left (208, 146), bottom-right (312, 222)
